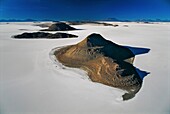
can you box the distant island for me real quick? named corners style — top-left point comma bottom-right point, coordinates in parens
top-left (40, 22), bottom-right (78, 31)
top-left (12, 22), bottom-right (79, 39)
top-left (13, 32), bottom-right (78, 39)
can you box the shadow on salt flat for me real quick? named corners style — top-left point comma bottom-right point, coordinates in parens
top-left (125, 45), bottom-right (150, 80)
top-left (125, 46), bottom-right (150, 56)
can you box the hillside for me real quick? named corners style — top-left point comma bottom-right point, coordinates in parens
top-left (55, 33), bottom-right (142, 100)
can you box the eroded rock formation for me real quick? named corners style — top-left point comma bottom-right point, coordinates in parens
top-left (54, 33), bottom-right (143, 100)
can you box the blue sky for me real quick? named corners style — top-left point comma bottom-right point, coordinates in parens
top-left (0, 0), bottom-right (170, 20)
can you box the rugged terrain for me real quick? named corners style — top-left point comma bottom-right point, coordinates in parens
top-left (55, 33), bottom-right (142, 100)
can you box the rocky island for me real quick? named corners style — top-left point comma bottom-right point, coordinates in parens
top-left (41, 22), bottom-right (77, 31)
top-left (13, 32), bottom-right (78, 39)
top-left (66, 21), bottom-right (118, 27)
top-left (54, 33), bottom-right (143, 100)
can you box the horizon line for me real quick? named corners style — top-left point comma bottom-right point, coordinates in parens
top-left (0, 18), bottom-right (170, 22)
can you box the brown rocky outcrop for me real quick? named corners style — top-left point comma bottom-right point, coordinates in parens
top-left (54, 33), bottom-right (142, 100)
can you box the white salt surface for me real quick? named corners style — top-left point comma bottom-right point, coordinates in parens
top-left (0, 22), bottom-right (170, 114)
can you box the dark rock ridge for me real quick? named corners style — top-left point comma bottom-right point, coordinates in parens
top-left (54, 33), bottom-right (143, 100)
top-left (41, 22), bottom-right (77, 31)
top-left (66, 21), bottom-right (119, 27)
top-left (13, 32), bottom-right (78, 39)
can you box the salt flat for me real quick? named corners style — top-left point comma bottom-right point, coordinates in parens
top-left (0, 22), bottom-right (170, 114)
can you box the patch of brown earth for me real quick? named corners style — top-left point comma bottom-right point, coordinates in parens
top-left (54, 33), bottom-right (142, 100)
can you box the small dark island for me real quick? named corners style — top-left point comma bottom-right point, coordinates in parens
top-left (66, 21), bottom-right (117, 26)
top-left (13, 32), bottom-right (78, 39)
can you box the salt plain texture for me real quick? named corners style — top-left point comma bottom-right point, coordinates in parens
top-left (0, 22), bottom-right (170, 114)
